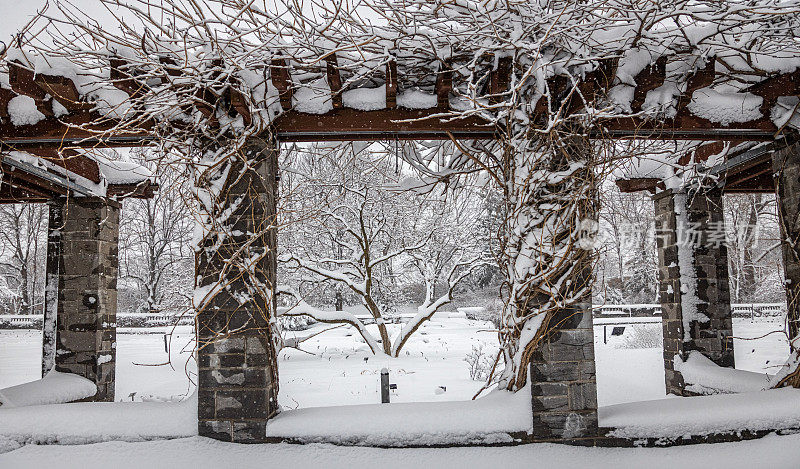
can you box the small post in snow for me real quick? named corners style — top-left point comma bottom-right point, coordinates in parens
top-left (380, 368), bottom-right (390, 403)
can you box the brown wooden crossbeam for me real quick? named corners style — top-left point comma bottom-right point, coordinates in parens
top-left (271, 108), bottom-right (498, 141)
top-left (616, 177), bottom-right (665, 194)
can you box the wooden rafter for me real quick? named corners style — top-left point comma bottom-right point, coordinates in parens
top-left (385, 60), bottom-right (397, 110)
top-left (435, 62), bottom-right (452, 109)
top-left (489, 57), bottom-right (513, 104)
top-left (8, 61), bottom-right (54, 117)
top-left (326, 55), bottom-right (344, 109)
top-left (630, 56), bottom-right (668, 113)
top-left (270, 58), bottom-right (293, 111)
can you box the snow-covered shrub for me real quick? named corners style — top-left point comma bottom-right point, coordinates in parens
top-left (464, 344), bottom-right (493, 381)
top-left (621, 325), bottom-right (663, 349)
top-left (280, 315), bottom-right (316, 331)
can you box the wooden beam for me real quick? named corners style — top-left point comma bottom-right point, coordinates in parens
top-left (110, 58), bottom-right (149, 98)
top-left (229, 88), bottom-right (252, 126)
top-left (569, 57), bottom-right (618, 115)
top-left (24, 147), bottom-right (102, 184)
top-left (676, 141), bottom-right (725, 166)
top-left (33, 74), bottom-right (92, 112)
top-left (616, 177), bottom-right (664, 193)
top-left (745, 69), bottom-right (800, 116)
top-left (270, 58), bottom-right (293, 111)
top-left (435, 62), bottom-right (452, 110)
top-left (326, 55), bottom-right (343, 109)
top-left (8, 61), bottom-right (54, 117)
top-left (630, 56), bottom-right (668, 113)
top-left (489, 57), bottom-right (513, 104)
top-left (272, 108), bottom-right (497, 142)
top-left (0, 88), bottom-right (12, 119)
top-left (107, 181), bottom-right (157, 199)
top-left (193, 88), bottom-right (219, 126)
top-left (385, 60), bottom-right (397, 110)
top-left (599, 113), bottom-right (778, 141)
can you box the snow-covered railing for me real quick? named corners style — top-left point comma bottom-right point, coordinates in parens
top-left (593, 303), bottom-right (786, 319)
top-left (593, 304), bottom-right (662, 317)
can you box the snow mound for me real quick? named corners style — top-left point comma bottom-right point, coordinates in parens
top-left (265, 387), bottom-right (531, 446)
top-left (0, 395), bottom-right (196, 450)
top-left (343, 86), bottom-right (386, 111)
top-left (675, 351), bottom-right (770, 394)
top-left (687, 88), bottom-right (763, 126)
top-left (7, 95), bottom-right (46, 126)
top-left (92, 154), bottom-right (153, 185)
top-left (602, 388), bottom-right (800, 439)
top-left (396, 90), bottom-right (437, 109)
top-left (0, 371), bottom-right (97, 408)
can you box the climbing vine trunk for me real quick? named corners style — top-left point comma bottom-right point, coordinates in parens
top-left (195, 136), bottom-right (281, 442)
top-left (498, 132), bottom-right (597, 391)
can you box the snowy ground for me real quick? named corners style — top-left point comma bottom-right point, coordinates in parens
top-left (0, 315), bottom-right (789, 409)
top-left (2, 433), bottom-right (800, 469)
top-left (0, 315), bottom-right (796, 467)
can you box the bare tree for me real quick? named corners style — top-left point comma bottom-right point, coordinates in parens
top-left (0, 204), bottom-right (47, 314)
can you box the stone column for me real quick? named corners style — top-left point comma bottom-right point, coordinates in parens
top-left (53, 197), bottom-right (119, 401)
top-left (196, 137), bottom-right (280, 443)
top-left (773, 140), bottom-right (800, 344)
top-left (529, 300), bottom-right (598, 441)
top-left (653, 188), bottom-right (734, 396)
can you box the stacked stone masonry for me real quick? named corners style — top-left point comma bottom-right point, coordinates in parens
top-left (52, 197), bottom-right (120, 402)
top-left (773, 141), bottom-right (800, 343)
top-left (529, 302), bottom-right (598, 440)
top-left (653, 189), bottom-right (734, 396)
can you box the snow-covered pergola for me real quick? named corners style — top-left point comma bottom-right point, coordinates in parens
top-left (1, 0), bottom-right (800, 446)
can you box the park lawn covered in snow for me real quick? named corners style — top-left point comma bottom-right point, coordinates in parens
top-left (0, 316), bottom-right (789, 408)
top-left (1, 314), bottom-right (795, 455)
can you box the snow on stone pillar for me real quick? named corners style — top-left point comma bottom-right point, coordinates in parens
top-left (42, 200), bottom-right (63, 376)
top-left (773, 141), bottom-right (800, 346)
top-left (53, 197), bottom-right (119, 402)
top-left (196, 137), bottom-right (280, 443)
top-left (653, 188), bottom-right (734, 396)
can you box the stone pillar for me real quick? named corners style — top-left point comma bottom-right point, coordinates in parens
top-left (53, 197), bottom-right (119, 401)
top-left (773, 140), bottom-right (800, 344)
top-left (653, 188), bottom-right (734, 396)
top-left (529, 301), bottom-right (598, 441)
top-left (196, 138), bottom-right (280, 443)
